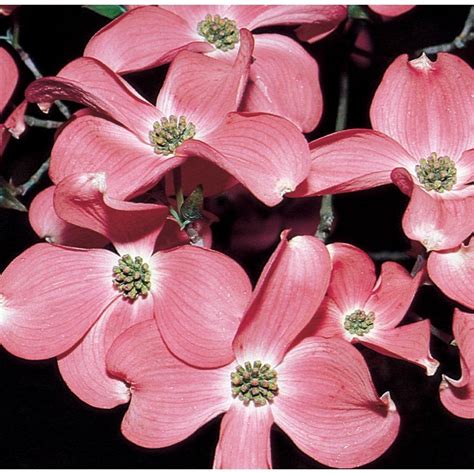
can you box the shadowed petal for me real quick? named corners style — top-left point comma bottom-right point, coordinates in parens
top-left (0, 243), bottom-right (118, 359)
top-left (213, 402), bottom-right (273, 468)
top-left (4, 99), bottom-right (27, 139)
top-left (233, 232), bottom-right (331, 366)
top-left (241, 34), bottom-right (322, 133)
top-left (0, 46), bottom-right (18, 114)
top-left (369, 5), bottom-right (415, 17)
top-left (152, 245), bottom-right (251, 368)
top-left (294, 6), bottom-right (348, 43)
top-left (273, 337), bottom-right (400, 468)
top-left (106, 320), bottom-right (232, 447)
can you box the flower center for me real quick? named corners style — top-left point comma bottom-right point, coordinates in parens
top-left (344, 309), bottom-right (375, 336)
top-left (231, 360), bottom-right (278, 406)
top-left (113, 254), bottom-right (151, 300)
top-left (415, 152), bottom-right (457, 193)
top-left (149, 115), bottom-right (196, 156)
top-left (197, 14), bottom-right (239, 51)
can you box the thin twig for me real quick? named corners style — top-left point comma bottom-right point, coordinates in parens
top-left (15, 157), bottom-right (51, 196)
top-left (24, 115), bottom-right (64, 129)
top-left (368, 251), bottom-right (411, 261)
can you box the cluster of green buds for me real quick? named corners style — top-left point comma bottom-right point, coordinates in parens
top-left (197, 14), bottom-right (240, 51)
top-left (231, 360), bottom-right (279, 406)
top-left (344, 309), bottom-right (375, 336)
top-left (415, 152), bottom-right (457, 193)
top-left (113, 254), bottom-right (151, 300)
top-left (149, 115), bottom-right (196, 156)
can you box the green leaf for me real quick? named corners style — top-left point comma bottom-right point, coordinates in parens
top-left (84, 5), bottom-right (126, 20)
top-left (348, 5), bottom-right (371, 21)
top-left (180, 185), bottom-right (204, 223)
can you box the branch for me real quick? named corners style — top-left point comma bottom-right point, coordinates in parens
top-left (15, 157), bottom-right (51, 196)
top-left (24, 115), bottom-right (64, 129)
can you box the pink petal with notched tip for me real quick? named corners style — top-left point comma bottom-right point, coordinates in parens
top-left (151, 245), bottom-right (251, 368)
top-left (369, 5), bottom-right (415, 17)
top-left (392, 168), bottom-right (474, 251)
top-left (29, 185), bottom-right (108, 248)
top-left (233, 232), bottom-right (331, 367)
top-left (428, 241), bottom-right (474, 310)
top-left (241, 34), bottom-right (322, 133)
top-left (54, 172), bottom-right (168, 258)
top-left (180, 112), bottom-right (310, 207)
top-left (213, 402), bottom-right (273, 468)
top-left (25, 57), bottom-right (161, 141)
top-left (0, 243), bottom-right (118, 359)
top-left (57, 293), bottom-right (153, 409)
top-left (362, 320), bottom-right (439, 375)
top-left (157, 29), bottom-right (253, 137)
top-left (50, 113), bottom-right (185, 200)
top-left (289, 129), bottom-right (415, 197)
top-left (370, 53), bottom-right (474, 160)
top-left (0, 47), bottom-right (18, 115)
top-left (440, 309), bottom-right (474, 418)
top-left (106, 320), bottom-right (232, 448)
top-left (364, 261), bottom-right (422, 330)
top-left (4, 99), bottom-right (27, 139)
top-left (84, 6), bottom-right (211, 74)
top-left (273, 337), bottom-right (400, 468)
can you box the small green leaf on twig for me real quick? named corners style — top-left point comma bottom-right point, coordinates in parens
top-left (0, 179), bottom-right (27, 212)
top-left (181, 185), bottom-right (204, 223)
top-left (348, 5), bottom-right (371, 21)
top-left (84, 5), bottom-right (126, 19)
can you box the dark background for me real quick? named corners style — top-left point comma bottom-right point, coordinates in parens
top-left (1, 4), bottom-right (473, 468)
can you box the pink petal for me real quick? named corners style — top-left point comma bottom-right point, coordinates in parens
top-left (0, 124), bottom-right (11, 157)
top-left (455, 148), bottom-right (474, 185)
top-left (0, 5), bottom-right (17, 15)
top-left (161, 5), bottom-right (233, 29)
top-left (273, 337), bottom-right (400, 468)
top-left (29, 185), bottom-right (108, 248)
top-left (25, 57), bottom-right (161, 141)
top-left (58, 295), bottom-right (153, 408)
top-left (106, 320), bottom-right (232, 447)
top-left (151, 245), bottom-right (252, 368)
top-left (157, 29), bottom-right (253, 137)
top-left (84, 6), bottom-right (211, 74)
top-left (4, 99), bottom-right (27, 139)
top-left (362, 320), bottom-right (439, 375)
top-left (181, 112), bottom-right (311, 207)
top-left (50, 113), bottom-right (185, 200)
top-left (294, 6), bottom-right (348, 43)
top-left (233, 232), bottom-right (331, 366)
top-left (428, 241), bottom-right (474, 310)
top-left (393, 168), bottom-right (474, 251)
top-left (241, 34), bottom-right (322, 133)
top-left (213, 402), bottom-right (273, 468)
top-left (369, 5), bottom-right (415, 17)
top-left (290, 129), bottom-right (414, 197)
top-left (54, 172), bottom-right (168, 258)
top-left (370, 53), bottom-right (474, 160)
top-left (0, 243), bottom-right (118, 359)
top-left (440, 309), bottom-right (474, 418)
top-left (0, 46), bottom-right (18, 114)
top-left (365, 261), bottom-right (422, 329)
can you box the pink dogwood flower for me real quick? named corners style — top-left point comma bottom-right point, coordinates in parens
top-left (103, 232), bottom-right (400, 468)
top-left (291, 53), bottom-right (474, 252)
top-left (440, 309), bottom-right (474, 419)
top-left (26, 30), bottom-right (311, 207)
top-left (84, 5), bottom-right (347, 132)
top-left (300, 243), bottom-right (439, 375)
top-left (0, 172), bottom-right (252, 408)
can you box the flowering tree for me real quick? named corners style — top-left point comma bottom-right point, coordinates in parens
top-left (0, 3), bottom-right (473, 469)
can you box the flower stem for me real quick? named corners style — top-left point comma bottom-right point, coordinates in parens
top-left (24, 115), bottom-right (64, 129)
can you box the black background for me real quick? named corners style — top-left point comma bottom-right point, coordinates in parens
top-left (0, 4), bottom-right (473, 468)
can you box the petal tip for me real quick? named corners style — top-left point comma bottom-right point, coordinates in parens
top-left (380, 391), bottom-right (397, 412)
top-left (424, 357), bottom-right (440, 376)
top-left (409, 52), bottom-right (434, 72)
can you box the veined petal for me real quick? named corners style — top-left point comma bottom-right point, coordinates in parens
top-left (50, 114), bottom-right (185, 200)
top-left (157, 29), bottom-right (253, 137)
top-left (151, 245), bottom-right (252, 368)
top-left (25, 57), bottom-right (161, 141)
top-left (106, 320), bottom-right (232, 448)
top-left (241, 34), bottom-right (322, 133)
top-left (362, 320), bottom-right (439, 375)
top-left (213, 402), bottom-right (273, 468)
top-left (233, 232), bottom-right (331, 367)
top-left (54, 173), bottom-right (168, 258)
top-left (428, 241), bottom-right (474, 310)
top-left (273, 337), bottom-right (400, 468)
top-left (57, 295), bottom-right (153, 409)
top-left (440, 309), bottom-right (474, 418)
top-left (365, 261), bottom-right (422, 329)
top-left (84, 6), bottom-right (210, 74)
top-left (4, 99), bottom-right (27, 139)
top-left (180, 112), bottom-right (310, 207)
top-left (290, 129), bottom-right (415, 197)
top-left (0, 243), bottom-right (118, 359)
top-left (370, 53), bottom-right (474, 159)
top-left (161, 5), bottom-right (233, 30)
top-left (29, 185), bottom-right (108, 248)
top-left (0, 46), bottom-right (18, 115)
top-left (294, 6), bottom-right (348, 43)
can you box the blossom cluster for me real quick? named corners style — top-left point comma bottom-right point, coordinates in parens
top-left (0, 4), bottom-right (473, 468)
